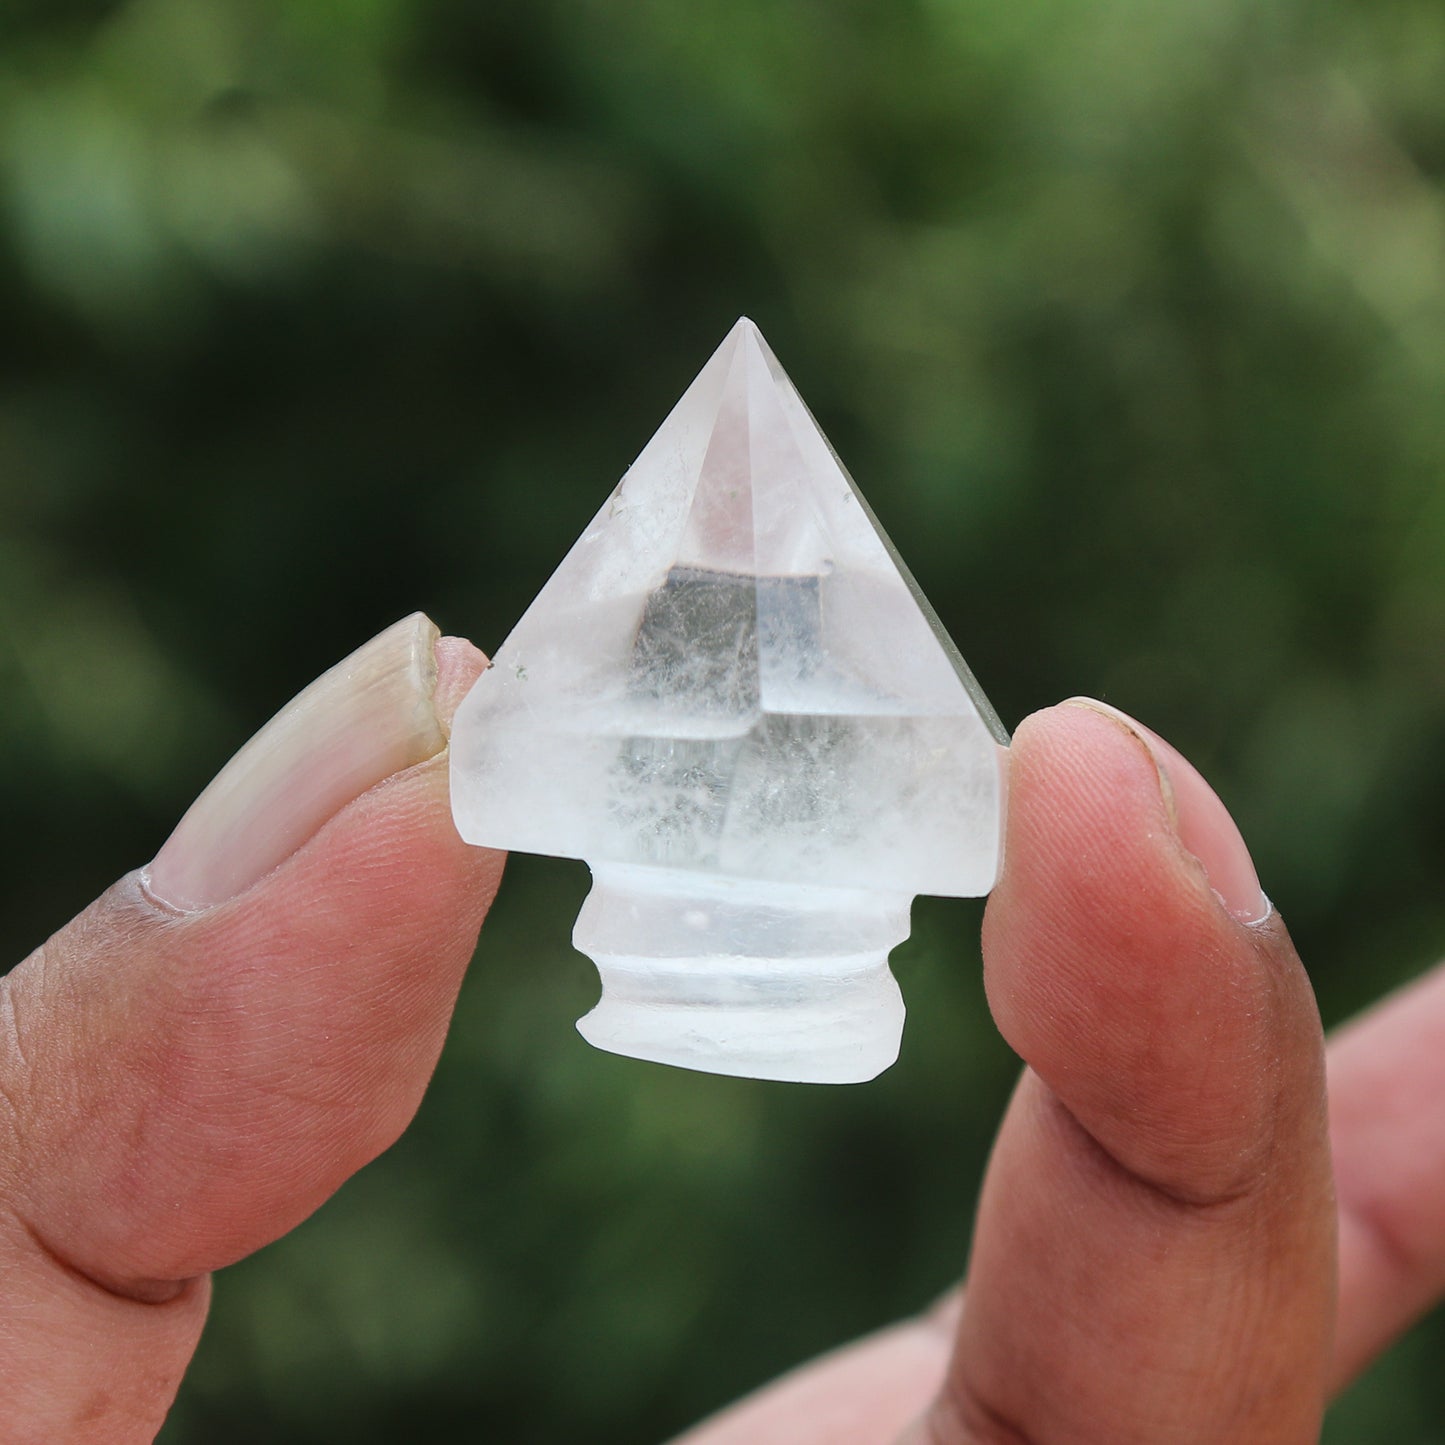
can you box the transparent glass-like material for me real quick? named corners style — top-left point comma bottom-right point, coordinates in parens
top-left (450, 318), bottom-right (1007, 1083)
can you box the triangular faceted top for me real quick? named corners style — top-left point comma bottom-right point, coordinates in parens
top-left (451, 318), bottom-right (1006, 898)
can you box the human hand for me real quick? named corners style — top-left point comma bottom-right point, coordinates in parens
top-left (0, 614), bottom-right (504, 1441)
top-left (4, 617), bottom-right (1436, 1444)
top-left (673, 700), bottom-right (1445, 1444)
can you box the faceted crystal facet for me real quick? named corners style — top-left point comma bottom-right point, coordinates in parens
top-left (450, 318), bottom-right (1006, 1083)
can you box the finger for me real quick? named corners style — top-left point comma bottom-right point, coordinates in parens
top-left (922, 701), bottom-right (1335, 1445)
top-left (668, 1297), bottom-right (962, 1445)
top-left (1328, 959), bottom-right (1445, 1386)
top-left (0, 614), bottom-right (503, 1442)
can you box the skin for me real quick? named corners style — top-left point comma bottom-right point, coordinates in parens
top-left (2, 663), bottom-right (1442, 1442)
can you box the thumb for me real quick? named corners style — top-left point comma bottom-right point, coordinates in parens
top-left (924, 701), bottom-right (1335, 1444)
top-left (0, 614), bottom-right (503, 1443)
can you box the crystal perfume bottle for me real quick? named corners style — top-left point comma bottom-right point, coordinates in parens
top-left (450, 319), bottom-right (1007, 1083)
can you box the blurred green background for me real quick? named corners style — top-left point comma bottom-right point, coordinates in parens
top-left (2, 0), bottom-right (1444, 1439)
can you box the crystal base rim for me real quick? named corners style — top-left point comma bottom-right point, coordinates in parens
top-left (576, 954), bottom-right (905, 1084)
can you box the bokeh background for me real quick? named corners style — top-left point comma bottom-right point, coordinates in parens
top-left (3, 1), bottom-right (1445, 1439)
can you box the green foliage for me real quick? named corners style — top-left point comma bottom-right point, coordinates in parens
top-left (2, 1), bottom-right (1445, 1438)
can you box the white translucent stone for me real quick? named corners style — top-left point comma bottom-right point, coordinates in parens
top-left (450, 318), bottom-right (1007, 1084)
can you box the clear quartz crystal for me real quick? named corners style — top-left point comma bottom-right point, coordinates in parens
top-left (450, 318), bottom-right (1007, 1084)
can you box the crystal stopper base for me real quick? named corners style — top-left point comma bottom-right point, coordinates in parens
top-left (573, 865), bottom-right (910, 1084)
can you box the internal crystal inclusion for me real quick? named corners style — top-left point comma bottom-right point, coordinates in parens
top-left (449, 318), bottom-right (1006, 1083)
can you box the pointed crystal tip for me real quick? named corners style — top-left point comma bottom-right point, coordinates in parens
top-left (450, 318), bottom-right (1007, 1083)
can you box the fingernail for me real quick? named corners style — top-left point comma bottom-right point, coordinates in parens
top-left (1065, 698), bottom-right (1272, 926)
top-left (145, 613), bottom-right (448, 911)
